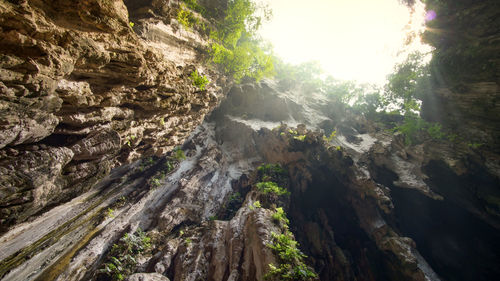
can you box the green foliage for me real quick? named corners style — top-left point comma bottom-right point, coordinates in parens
top-left (174, 148), bottom-right (186, 161)
top-left (125, 135), bottom-right (136, 147)
top-left (210, 0), bottom-right (267, 47)
top-left (117, 196), bottom-right (127, 207)
top-left (293, 135), bottom-right (306, 141)
top-left (268, 232), bottom-right (304, 262)
top-left (147, 157), bottom-right (154, 164)
top-left (426, 123), bottom-right (445, 139)
top-left (177, 4), bottom-right (199, 29)
top-left (272, 207), bottom-right (289, 227)
top-left (129, 22), bottom-right (134, 28)
top-left (228, 191), bottom-right (242, 202)
top-left (208, 0), bottom-right (274, 82)
top-left (107, 208), bottom-right (115, 218)
top-left (394, 116), bottom-right (426, 145)
top-left (209, 40), bottom-right (274, 82)
top-left (344, 51), bottom-right (454, 146)
top-left (151, 178), bottom-right (161, 187)
top-left (257, 163), bottom-right (287, 181)
top-left (385, 52), bottom-right (430, 115)
top-left (265, 230), bottom-right (317, 280)
top-left (394, 116), bottom-right (450, 145)
top-left (274, 60), bottom-right (323, 86)
top-left (249, 200), bottom-right (262, 210)
top-left (164, 160), bottom-right (175, 172)
top-left (248, 163), bottom-right (317, 280)
top-left (349, 90), bottom-right (386, 120)
top-left (221, 191), bottom-right (243, 219)
top-left (286, 129), bottom-right (307, 142)
top-left (322, 131), bottom-right (336, 142)
top-left (265, 210), bottom-right (317, 280)
top-left (189, 70), bottom-right (210, 90)
top-left (100, 228), bottom-right (151, 281)
top-left (181, 0), bottom-right (206, 14)
top-left (266, 263), bottom-right (317, 281)
top-left (256, 181), bottom-right (289, 196)
top-left (468, 142), bottom-right (483, 149)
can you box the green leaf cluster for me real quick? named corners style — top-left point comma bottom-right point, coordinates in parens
top-left (265, 211), bottom-right (317, 281)
top-left (189, 70), bottom-right (210, 90)
top-left (249, 164), bottom-right (317, 280)
top-left (272, 207), bottom-right (289, 228)
top-left (385, 52), bottom-right (430, 115)
top-left (293, 135), bottom-right (306, 141)
top-left (99, 228), bottom-right (151, 281)
top-left (177, 3), bottom-right (199, 29)
top-left (174, 147), bottom-right (186, 161)
top-left (258, 163), bottom-right (286, 175)
top-left (322, 131), bottom-right (336, 143)
top-left (209, 40), bottom-right (274, 82)
top-left (208, 0), bottom-right (274, 82)
top-left (249, 200), bottom-right (262, 210)
top-left (181, 0), bottom-right (206, 14)
top-left (394, 115), bottom-right (452, 145)
top-left (256, 181), bottom-right (290, 196)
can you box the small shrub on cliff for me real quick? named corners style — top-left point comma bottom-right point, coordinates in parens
top-left (265, 231), bottom-right (317, 280)
top-left (189, 70), bottom-right (210, 90)
top-left (272, 207), bottom-right (289, 228)
top-left (257, 163), bottom-right (286, 182)
top-left (174, 148), bottom-right (186, 161)
top-left (177, 4), bottom-right (199, 29)
top-left (266, 210), bottom-right (317, 280)
top-left (322, 130), bottom-right (336, 143)
top-left (182, 0), bottom-right (206, 14)
top-left (256, 181), bottom-right (289, 196)
top-left (394, 116), bottom-right (449, 145)
top-left (99, 228), bottom-right (151, 281)
top-left (293, 135), bottom-right (306, 141)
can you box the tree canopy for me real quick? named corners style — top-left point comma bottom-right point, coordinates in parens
top-left (208, 0), bottom-right (274, 82)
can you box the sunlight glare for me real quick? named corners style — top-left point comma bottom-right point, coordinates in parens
top-left (258, 0), bottom-right (431, 84)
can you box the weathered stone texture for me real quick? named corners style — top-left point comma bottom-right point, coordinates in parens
top-left (0, 0), bottom-right (228, 229)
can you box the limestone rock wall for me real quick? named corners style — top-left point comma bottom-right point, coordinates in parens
top-left (0, 0), bottom-right (229, 231)
top-left (421, 0), bottom-right (500, 151)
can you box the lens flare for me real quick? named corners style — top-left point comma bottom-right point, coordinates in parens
top-left (425, 10), bottom-right (436, 21)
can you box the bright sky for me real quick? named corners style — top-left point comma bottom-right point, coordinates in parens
top-left (259, 0), bottom-right (430, 85)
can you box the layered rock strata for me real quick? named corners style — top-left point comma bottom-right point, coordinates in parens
top-left (0, 0), bottom-right (228, 231)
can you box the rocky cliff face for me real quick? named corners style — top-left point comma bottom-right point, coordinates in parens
top-left (0, 76), bottom-right (498, 281)
top-left (419, 0), bottom-right (500, 234)
top-left (0, 80), bottom-right (442, 281)
top-left (0, 0), bottom-right (228, 232)
top-left (421, 0), bottom-right (500, 150)
top-left (0, 1), bottom-right (499, 281)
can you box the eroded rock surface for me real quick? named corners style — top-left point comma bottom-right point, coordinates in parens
top-left (0, 0), bottom-right (228, 230)
top-left (0, 0), bottom-right (499, 281)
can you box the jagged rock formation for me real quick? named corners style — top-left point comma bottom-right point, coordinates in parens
top-left (0, 0), bottom-right (228, 231)
top-left (0, 79), bottom-right (443, 281)
top-left (418, 0), bottom-right (500, 232)
top-left (421, 0), bottom-right (500, 150)
top-left (0, 0), bottom-right (499, 281)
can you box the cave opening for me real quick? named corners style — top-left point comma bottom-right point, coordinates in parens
top-left (372, 164), bottom-right (500, 281)
top-left (287, 164), bottom-right (392, 281)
